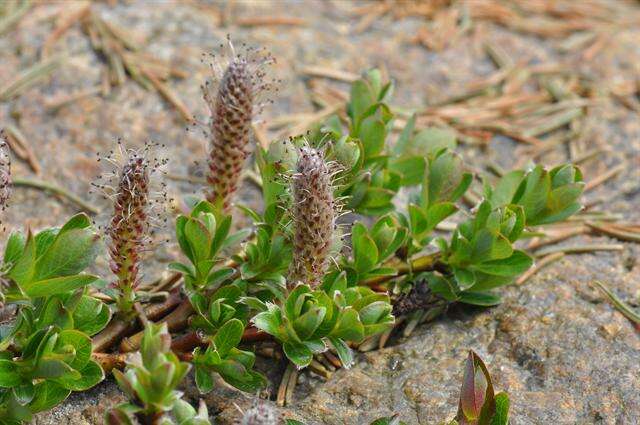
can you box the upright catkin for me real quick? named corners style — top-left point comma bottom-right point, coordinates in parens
top-left (289, 147), bottom-right (336, 289)
top-left (203, 44), bottom-right (274, 212)
top-left (0, 137), bottom-right (11, 222)
top-left (98, 142), bottom-right (166, 316)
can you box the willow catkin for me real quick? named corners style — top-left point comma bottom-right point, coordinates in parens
top-left (202, 42), bottom-right (274, 212)
top-left (288, 147), bottom-right (336, 289)
top-left (0, 137), bottom-right (11, 224)
top-left (93, 142), bottom-right (167, 316)
top-left (241, 400), bottom-right (279, 425)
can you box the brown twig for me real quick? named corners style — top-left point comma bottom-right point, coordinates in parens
top-left (118, 299), bottom-right (194, 352)
top-left (92, 352), bottom-right (128, 373)
top-left (93, 290), bottom-right (183, 353)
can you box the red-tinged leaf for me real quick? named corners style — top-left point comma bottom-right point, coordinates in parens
top-left (457, 351), bottom-right (496, 424)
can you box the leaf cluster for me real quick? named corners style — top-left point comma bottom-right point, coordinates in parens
top-left (107, 323), bottom-right (208, 425)
top-left (252, 277), bottom-right (394, 369)
top-left (0, 214), bottom-right (107, 424)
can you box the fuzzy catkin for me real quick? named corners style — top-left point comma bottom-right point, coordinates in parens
top-left (107, 152), bottom-right (150, 315)
top-left (288, 147), bottom-right (335, 289)
top-left (204, 57), bottom-right (255, 212)
top-left (241, 401), bottom-right (278, 425)
top-left (0, 138), bottom-right (11, 220)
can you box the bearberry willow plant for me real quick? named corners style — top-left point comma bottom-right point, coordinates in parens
top-left (0, 46), bottom-right (586, 423)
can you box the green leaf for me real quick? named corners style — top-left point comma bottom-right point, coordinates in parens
top-left (3, 231), bottom-right (25, 266)
top-left (211, 215), bottom-right (232, 255)
top-left (38, 297), bottom-right (73, 330)
top-left (0, 359), bottom-right (21, 387)
top-left (453, 267), bottom-right (476, 291)
top-left (358, 116), bottom-right (386, 159)
top-left (358, 301), bottom-right (390, 326)
top-left (458, 291), bottom-right (502, 306)
top-left (34, 213), bottom-right (100, 281)
top-left (427, 275), bottom-right (459, 302)
top-left (56, 330), bottom-right (92, 370)
top-left (8, 230), bottom-right (36, 287)
top-left (491, 392), bottom-right (510, 425)
top-left (408, 204), bottom-right (428, 237)
top-left (426, 202), bottom-right (458, 232)
top-left (512, 166), bottom-right (550, 224)
top-left (252, 307), bottom-right (282, 339)
top-left (328, 337), bottom-right (354, 369)
top-left (55, 360), bottom-right (103, 391)
top-left (388, 156), bottom-right (425, 186)
top-left (486, 170), bottom-right (525, 207)
top-left (72, 296), bottom-right (111, 336)
top-left (175, 216), bottom-right (194, 263)
top-left (22, 274), bottom-right (99, 298)
top-left (330, 308), bottom-right (365, 342)
top-left (393, 113), bottom-right (416, 155)
top-left (213, 319), bottom-right (244, 358)
top-left (352, 222), bottom-right (379, 274)
top-left (206, 267), bottom-right (235, 287)
top-left (426, 151), bottom-right (466, 205)
top-left (28, 381), bottom-right (71, 413)
top-left (185, 218), bottom-right (212, 262)
top-left (409, 127), bottom-right (456, 156)
top-left (359, 187), bottom-right (396, 211)
top-left (34, 228), bottom-right (59, 257)
top-left (168, 262), bottom-right (194, 277)
top-left (538, 202), bottom-right (582, 226)
top-left (12, 383), bottom-right (35, 405)
top-left (293, 307), bottom-right (326, 341)
top-left (472, 250), bottom-right (533, 277)
top-left (34, 357), bottom-right (78, 380)
top-left (349, 79), bottom-right (376, 126)
top-left (217, 362), bottom-right (266, 393)
top-left (282, 343), bottom-right (313, 368)
top-left (195, 366), bottom-right (214, 394)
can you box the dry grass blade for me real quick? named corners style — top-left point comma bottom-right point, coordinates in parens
top-left (81, 10), bottom-right (190, 120)
top-left (516, 252), bottom-right (564, 285)
top-left (0, 54), bottom-right (64, 101)
top-left (42, 1), bottom-right (91, 57)
top-left (522, 108), bottom-right (583, 137)
top-left (144, 71), bottom-right (193, 122)
top-left (12, 177), bottom-right (99, 214)
top-left (0, 0), bottom-right (31, 35)
top-left (44, 86), bottom-right (102, 112)
top-left (585, 163), bottom-right (626, 191)
top-left (586, 222), bottom-right (640, 243)
top-left (527, 226), bottom-right (586, 251)
top-left (236, 16), bottom-right (307, 27)
top-left (300, 65), bottom-right (359, 83)
top-left (593, 281), bottom-right (640, 326)
top-left (2, 124), bottom-right (40, 174)
top-left (534, 243), bottom-right (624, 257)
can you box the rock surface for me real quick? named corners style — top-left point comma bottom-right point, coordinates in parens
top-left (0, 0), bottom-right (638, 424)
